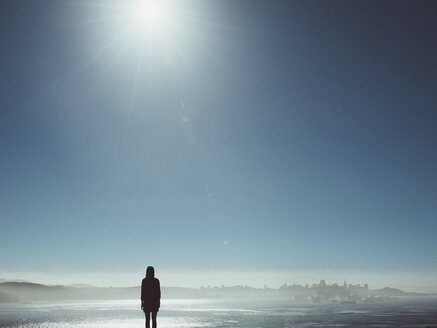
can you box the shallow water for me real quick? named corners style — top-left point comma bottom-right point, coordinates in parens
top-left (1, 297), bottom-right (436, 327)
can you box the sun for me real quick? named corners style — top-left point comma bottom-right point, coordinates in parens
top-left (130, 0), bottom-right (169, 31)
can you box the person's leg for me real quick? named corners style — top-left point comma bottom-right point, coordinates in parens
top-left (152, 311), bottom-right (157, 328)
top-left (145, 311), bottom-right (151, 328)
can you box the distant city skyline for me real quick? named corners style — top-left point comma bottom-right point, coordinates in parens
top-left (1, 1), bottom-right (436, 292)
top-left (1, 270), bottom-right (436, 293)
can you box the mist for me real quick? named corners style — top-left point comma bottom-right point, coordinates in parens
top-left (2, 270), bottom-right (436, 293)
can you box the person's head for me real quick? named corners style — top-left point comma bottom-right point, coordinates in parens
top-left (146, 266), bottom-right (155, 279)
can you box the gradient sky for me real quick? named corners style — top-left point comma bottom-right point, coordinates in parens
top-left (1, 0), bottom-right (436, 289)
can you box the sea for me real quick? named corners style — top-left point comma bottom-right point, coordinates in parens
top-left (0, 297), bottom-right (436, 328)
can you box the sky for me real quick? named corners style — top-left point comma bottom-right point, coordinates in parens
top-left (1, 0), bottom-right (436, 291)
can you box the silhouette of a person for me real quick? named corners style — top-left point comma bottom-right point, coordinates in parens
top-left (141, 266), bottom-right (161, 328)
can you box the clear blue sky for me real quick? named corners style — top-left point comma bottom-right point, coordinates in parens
top-left (0, 0), bottom-right (436, 287)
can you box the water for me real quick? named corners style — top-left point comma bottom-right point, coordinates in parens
top-left (1, 297), bottom-right (436, 327)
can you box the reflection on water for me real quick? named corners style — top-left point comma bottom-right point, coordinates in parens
top-left (1, 298), bottom-right (437, 328)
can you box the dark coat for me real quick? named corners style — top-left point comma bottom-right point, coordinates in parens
top-left (141, 277), bottom-right (161, 312)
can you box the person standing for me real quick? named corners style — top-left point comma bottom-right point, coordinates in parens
top-left (141, 266), bottom-right (161, 328)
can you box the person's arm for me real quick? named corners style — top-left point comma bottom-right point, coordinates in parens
top-left (158, 279), bottom-right (161, 300)
top-left (157, 279), bottom-right (161, 308)
top-left (141, 280), bottom-right (144, 310)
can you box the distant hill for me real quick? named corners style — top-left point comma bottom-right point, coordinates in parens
top-left (0, 279), bottom-right (29, 283)
top-left (66, 283), bottom-right (97, 288)
top-left (0, 282), bottom-right (68, 301)
top-left (0, 282), bottom-right (138, 302)
top-left (0, 291), bottom-right (18, 303)
top-left (377, 287), bottom-right (412, 297)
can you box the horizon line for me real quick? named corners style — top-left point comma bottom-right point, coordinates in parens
top-left (1, 270), bottom-right (437, 293)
